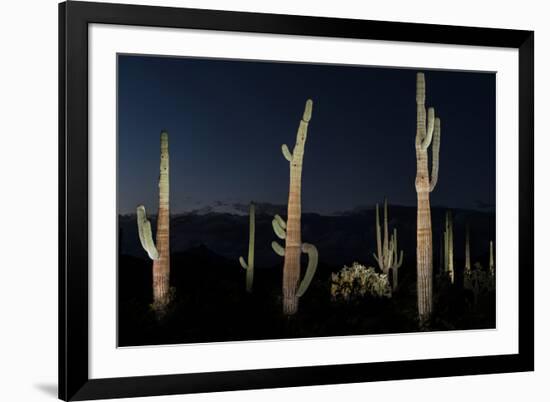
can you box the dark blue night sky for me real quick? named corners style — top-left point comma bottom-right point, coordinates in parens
top-left (117, 54), bottom-right (495, 215)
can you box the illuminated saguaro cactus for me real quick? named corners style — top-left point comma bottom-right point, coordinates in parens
top-left (137, 131), bottom-right (171, 314)
top-left (271, 99), bottom-right (319, 315)
top-left (415, 72), bottom-right (441, 323)
top-left (373, 198), bottom-right (404, 292)
top-left (239, 202), bottom-right (256, 293)
top-left (443, 210), bottom-right (455, 283)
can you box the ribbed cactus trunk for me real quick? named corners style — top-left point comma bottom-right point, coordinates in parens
top-left (281, 101), bottom-right (312, 315)
top-left (152, 132), bottom-right (170, 311)
top-left (444, 211), bottom-right (454, 283)
top-left (239, 202), bottom-right (255, 293)
top-left (415, 73), bottom-right (441, 323)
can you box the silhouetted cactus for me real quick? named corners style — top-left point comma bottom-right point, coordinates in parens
top-left (489, 241), bottom-right (495, 276)
top-left (271, 99), bottom-right (319, 315)
top-left (415, 72), bottom-right (441, 323)
top-left (136, 131), bottom-right (171, 314)
top-left (239, 202), bottom-right (255, 293)
top-left (465, 223), bottom-right (471, 274)
top-left (373, 198), bottom-right (403, 292)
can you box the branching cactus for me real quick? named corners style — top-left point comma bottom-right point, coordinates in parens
top-left (271, 99), bottom-right (319, 315)
top-left (136, 131), bottom-right (171, 315)
top-left (373, 198), bottom-right (403, 293)
top-left (271, 215), bottom-right (318, 307)
top-left (239, 202), bottom-right (255, 293)
top-left (415, 72), bottom-right (441, 323)
top-left (443, 210), bottom-right (455, 283)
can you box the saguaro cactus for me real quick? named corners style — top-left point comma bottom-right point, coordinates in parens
top-left (465, 223), bottom-right (471, 274)
top-left (239, 202), bottom-right (255, 293)
top-left (136, 131), bottom-right (171, 314)
top-left (443, 210), bottom-right (454, 283)
top-left (415, 72), bottom-right (441, 322)
top-left (373, 198), bottom-right (403, 292)
top-left (489, 241), bottom-right (495, 276)
top-left (271, 99), bottom-right (319, 315)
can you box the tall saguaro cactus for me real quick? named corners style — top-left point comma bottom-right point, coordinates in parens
top-left (465, 223), bottom-right (471, 274)
top-left (239, 202), bottom-right (255, 293)
top-left (137, 131), bottom-right (171, 314)
top-left (271, 99), bottom-right (319, 315)
top-left (415, 73), bottom-right (441, 322)
top-left (443, 210), bottom-right (455, 283)
top-left (373, 198), bottom-right (403, 292)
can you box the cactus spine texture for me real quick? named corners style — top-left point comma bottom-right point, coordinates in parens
top-left (239, 202), bottom-right (255, 293)
top-left (373, 198), bottom-right (403, 292)
top-left (271, 99), bottom-right (319, 315)
top-left (136, 131), bottom-right (170, 314)
top-left (443, 211), bottom-right (454, 283)
top-left (415, 73), bottom-right (441, 323)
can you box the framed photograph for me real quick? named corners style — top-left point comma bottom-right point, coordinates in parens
top-left (59, 1), bottom-right (534, 400)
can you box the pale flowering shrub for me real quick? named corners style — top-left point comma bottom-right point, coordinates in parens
top-left (330, 262), bottom-right (391, 302)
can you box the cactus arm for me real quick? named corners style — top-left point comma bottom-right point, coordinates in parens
top-left (274, 214), bottom-right (287, 229)
top-left (239, 256), bottom-right (248, 269)
top-left (281, 144), bottom-right (293, 162)
top-left (421, 107), bottom-right (435, 150)
top-left (429, 117), bottom-right (441, 192)
top-left (302, 99), bottom-right (313, 122)
top-left (396, 250), bottom-right (404, 268)
top-left (272, 218), bottom-right (286, 239)
top-left (272, 241), bottom-right (285, 256)
top-left (375, 203), bottom-right (382, 268)
top-left (136, 205), bottom-right (159, 260)
top-left (296, 243), bottom-right (318, 297)
top-left (393, 229), bottom-right (404, 268)
top-left (383, 198), bottom-right (389, 263)
top-left (373, 253), bottom-right (381, 267)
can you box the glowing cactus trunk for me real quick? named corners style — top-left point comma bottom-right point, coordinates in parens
top-left (283, 100), bottom-right (312, 315)
top-left (373, 198), bottom-right (403, 292)
top-left (415, 73), bottom-right (441, 323)
top-left (443, 211), bottom-right (454, 283)
top-left (239, 202), bottom-right (255, 293)
top-left (152, 131), bottom-right (170, 311)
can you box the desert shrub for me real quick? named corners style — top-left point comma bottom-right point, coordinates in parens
top-left (330, 262), bottom-right (391, 302)
top-left (464, 263), bottom-right (495, 304)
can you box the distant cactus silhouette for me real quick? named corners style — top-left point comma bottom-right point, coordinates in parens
top-left (136, 131), bottom-right (171, 314)
top-left (239, 202), bottom-right (255, 293)
top-left (465, 223), bottom-right (471, 275)
top-left (373, 198), bottom-right (403, 292)
top-left (489, 241), bottom-right (495, 276)
top-left (415, 72), bottom-right (441, 323)
top-left (271, 99), bottom-right (318, 315)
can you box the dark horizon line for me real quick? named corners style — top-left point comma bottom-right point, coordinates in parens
top-left (118, 202), bottom-right (496, 217)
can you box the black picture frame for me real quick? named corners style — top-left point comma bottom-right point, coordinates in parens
top-left (59, 1), bottom-right (534, 400)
